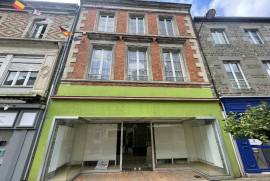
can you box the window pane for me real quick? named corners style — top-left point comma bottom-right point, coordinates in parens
top-left (3, 72), bottom-right (16, 85)
top-left (89, 48), bottom-right (112, 80)
top-left (166, 20), bottom-right (174, 36)
top-left (107, 16), bottom-right (114, 32)
top-left (224, 63), bottom-right (248, 89)
top-left (138, 18), bottom-right (144, 34)
top-left (129, 18), bottom-right (136, 34)
top-left (15, 72), bottom-right (28, 86)
top-left (19, 112), bottom-right (37, 127)
top-left (98, 16), bottom-right (107, 31)
top-left (128, 49), bottom-right (148, 81)
top-left (0, 112), bottom-right (17, 127)
top-left (27, 72), bottom-right (38, 86)
top-left (212, 30), bottom-right (227, 44)
top-left (247, 30), bottom-right (263, 44)
top-left (163, 51), bottom-right (184, 82)
top-left (159, 19), bottom-right (166, 35)
top-left (31, 23), bottom-right (47, 39)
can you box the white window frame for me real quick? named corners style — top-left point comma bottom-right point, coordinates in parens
top-left (88, 47), bottom-right (112, 80)
top-left (98, 14), bottom-right (115, 32)
top-left (211, 29), bottom-right (229, 44)
top-left (246, 29), bottom-right (264, 44)
top-left (29, 20), bottom-right (47, 39)
top-left (159, 17), bottom-right (175, 36)
top-left (129, 15), bottom-right (145, 34)
top-left (127, 48), bottom-right (149, 81)
top-left (224, 62), bottom-right (250, 89)
top-left (3, 71), bottom-right (38, 87)
top-left (162, 50), bottom-right (186, 82)
top-left (264, 61), bottom-right (270, 77)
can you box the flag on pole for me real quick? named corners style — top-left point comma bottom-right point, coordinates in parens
top-left (32, 9), bottom-right (42, 16)
top-left (12, 0), bottom-right (25, 11)
top-left (59, 26), bottom-right (73, 37)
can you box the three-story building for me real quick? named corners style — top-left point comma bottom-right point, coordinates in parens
top-left (194, 17), bottom-right (270, 175)
top-left (29, 1), bottom-right (241, 180)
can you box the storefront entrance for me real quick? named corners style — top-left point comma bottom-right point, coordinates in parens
top-left (44, 119), bottom-right (231, 181)
top-left (122, 123), bottom-right (152, 171)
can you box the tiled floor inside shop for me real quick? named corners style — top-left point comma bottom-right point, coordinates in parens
top-left (74, 170), bottom-right (207, 181)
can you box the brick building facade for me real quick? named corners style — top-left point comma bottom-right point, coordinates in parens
top-left (0, 1), bottom-right (77, 180)
top-left (194, 17), bottom-right (270, 174)
top-left (29, 1), bottom-right (240, 181)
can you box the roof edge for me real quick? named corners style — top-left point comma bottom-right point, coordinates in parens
top-left (194, 16), bottom-right (270, 23)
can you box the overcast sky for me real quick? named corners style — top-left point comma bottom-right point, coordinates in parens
top-left (28, 0), bottom-right (270, 17)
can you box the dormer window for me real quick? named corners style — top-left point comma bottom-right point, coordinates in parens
top-left (28, 19), bottom-right (47, 39)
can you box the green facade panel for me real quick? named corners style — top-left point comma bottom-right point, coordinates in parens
top-left (28, 86), bottom-right (241, 180)
top-left (57, 84), bottom-right (214, 98)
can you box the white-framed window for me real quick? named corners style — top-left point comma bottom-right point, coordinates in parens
top-left (263, 61), bottom-right (270, 77)
top-left (129, 15), bottom-right (145, 34)
top-left (18, 112), bottom-right (37, 127)
top-left (211, 29), bottom-right (229, 44)
top-left (3, 71), bottom-right (38, 86)
top-left (159, 17), bottom-right (174, 36)
top-left (97, 13), bottom-right (115, 32)
top-left (162, 50), bottom-right (186, 82)
top-left (28, 19), bottom-right (47, 39)
top-left (0, 112), bottom-right (17, 127)
top-left (89, 47), bottom-right (113, 80)
top-left (245, 29), bottom-right (263, 44)
top-left (224, 62), bottom-right (249, 89)
top-left (127, 48), bottom-right (149, 81)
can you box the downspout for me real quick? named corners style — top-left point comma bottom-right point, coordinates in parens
top-left (23, 3), bottom-right (81, 180)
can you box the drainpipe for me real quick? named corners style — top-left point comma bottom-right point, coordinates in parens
top-left (22, 3), bottom-right (81, 180)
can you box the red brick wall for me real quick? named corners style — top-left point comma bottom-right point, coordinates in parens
top-left (150, 42), bottom-right (163, 81)
top-left (175, 14), bottom-right (188, 36)
top-left (67, 36), bottom-right (90, 79)
top-left (147, 13), bottom-right (158, 35)
top-left (80, 9), bottom-right (97, 31)
top-left (114, 40), bottom-right (125, 80)
top-left (184, 40), bottom-right (203, 82)
top-left (67, 9), bottom-right (205, 84)
top-left (116, 11), bottom-right (128, 33)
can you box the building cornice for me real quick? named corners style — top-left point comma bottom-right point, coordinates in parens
top-left (81, 32), bottom-right (192, 44)
top-left (194, 16), bottom-right (270, 23)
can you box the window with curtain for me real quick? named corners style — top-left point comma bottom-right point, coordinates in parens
top-left (224, 62), bottom-right (249, 89)
top-left (97, 13), bottom-right (115, 32)
top-left (127, 48), bottom-right (148, 81)
top-left (159, 17), bottom-right (174, 36)
top-left (211, 29), bottom-right (229, 44)
top-left (89, 47), bottom-right (113, 80)
top-left (162, 50), bottom-right (186, 82)
top-left (129, 15), bottom-right (145, 34)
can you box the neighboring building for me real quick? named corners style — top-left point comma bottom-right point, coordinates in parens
top-left (194, 17), bottom-right (270, 174)
top-left (0, 1), bottom-right (77, 180)
top-left (28, 0), bottom-right (241, 180)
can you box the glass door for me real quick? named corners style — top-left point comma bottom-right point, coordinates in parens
top-left (122, 123), bottom-right (153, 171)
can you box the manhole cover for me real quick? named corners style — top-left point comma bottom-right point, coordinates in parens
top-left (194, 175), bottom-right (202, 178)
